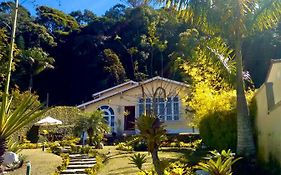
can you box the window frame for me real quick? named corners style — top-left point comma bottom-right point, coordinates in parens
top-left (98, 105), bottom-right (115, 132)
top-left (138, 96), bottom-right (180, 121)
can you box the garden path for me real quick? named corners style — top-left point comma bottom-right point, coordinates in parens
top-left (60, 154), bottom-right (96, 175)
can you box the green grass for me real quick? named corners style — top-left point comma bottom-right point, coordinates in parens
top-left (6, 149), bottom-right (62, 175)
top-left (96, 146), bottom-right (208, 175)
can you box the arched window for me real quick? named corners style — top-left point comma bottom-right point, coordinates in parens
top-left (98, 105), bottom-right (115, 132)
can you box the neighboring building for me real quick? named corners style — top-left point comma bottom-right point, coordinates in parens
top-left (255, 59), bottom-right (281, 166)
top-left (78, 76), bottom-right (195, 135)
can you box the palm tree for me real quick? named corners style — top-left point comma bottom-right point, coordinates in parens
top-left (22, 47), bottom-right (55, 91)
top-left (0, 0), bottom-right (45, 165)
top-left (156, 0), bottom-right (281, 157)
top-left (74, 110), bottom-right (109, 147)
top-left (136, 114), bottom-right (166, 175)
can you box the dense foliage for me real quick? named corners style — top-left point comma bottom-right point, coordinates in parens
top-left (42, 106), bottom-right (81, 125)
top-left (0, 1), bottom-right (280, 105)
top-left (176, 27), bottom-right (257, 150)
top-left (73, 110), bottom-right (109, 147)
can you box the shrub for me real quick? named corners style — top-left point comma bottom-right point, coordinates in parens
top-left (116, 142), bottom-right (133, 151)
top-left (19, 143), bottom-right (42, 149)
top-left (164, 161), bottom-right (194, 175)
top-left (116, 137), bottom-right (147, 151)
top-left (69, 145), bottom-right (97, 155)
top-left (85, 155), bottom-right (104, 175)
top-left (26, 125), bottom-right (40, 143)
top-left (59, 137), bottom-right (80, 147)
top-left (170, 142), bottom-right (178, 147)
top-left (162, 139), bottom-right (202, 150)
top-left (166, 134), bottom-right (200, 143)
top-left (48, 141), bottom-right (62, 155)
top-left (53, 153), bottom-right (70, 174)
top-left (133, 141), bottom-right (148, 151)
top-left (136, 161), bottom-right (195, 175)
top-left (199, 110), bottom-right (237, 151)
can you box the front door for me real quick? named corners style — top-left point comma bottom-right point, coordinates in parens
top-left (124, 106), bottom-right (135, 131)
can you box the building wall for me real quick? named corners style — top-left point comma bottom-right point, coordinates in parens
top-left (256, 62), bottom-right (281, 166)
top-left (267, 63), bottom-right (281, 104)
top-left (82, 79), bottom-right (193, 134)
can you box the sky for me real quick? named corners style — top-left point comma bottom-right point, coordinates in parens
top-left (15, 0), bottom-right (122, 16)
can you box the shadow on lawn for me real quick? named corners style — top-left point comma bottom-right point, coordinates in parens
top-left (160, 147), bottom-right (209, 165)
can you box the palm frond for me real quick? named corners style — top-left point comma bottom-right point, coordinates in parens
top-left (129, 153), bottom-right (147, 170)
top-left (157, 0), bottom-right (231, 35)
top-left (204, 37), bottom-right (236, 74)
top-left (0, 94), bottom-right (46, 138)
top-left (0, 93), bottom-right (8, 131)
top-left (249, 0), bottom-right (281, 32)
top-left (136, 114), bottom-right (166, 152)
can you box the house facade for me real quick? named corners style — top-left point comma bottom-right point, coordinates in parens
top-left (78, 76), bottom-right (195, 135)
top-left (255, 60), bottom-right (281, 166)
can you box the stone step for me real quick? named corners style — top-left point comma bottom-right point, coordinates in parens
top-left (67, 164), bottom-right (95, 169)
top-left (69, 154), bottom-right (88, 159)
top-left (70, 158), bottom-right (95, 162)
top-left (69, 161), bottom-right (96, 165)
top-left (61, 169), bottom-right (86, 174)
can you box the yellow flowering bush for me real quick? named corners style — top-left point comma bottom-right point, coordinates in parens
top-left (180, 40), bottom-right (255, 150)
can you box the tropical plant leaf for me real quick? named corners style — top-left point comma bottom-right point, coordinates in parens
top-left (249, 0), bottom-right (281, 33)
top-left (196, 149), bottom-right (241, 175)
top-left (0, 94), bottom-right (46, 138)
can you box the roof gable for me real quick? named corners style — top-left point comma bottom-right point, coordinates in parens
top-left (92, 80), bottom-right (137, 99)
top-left (78, 76), bottom-right (190, 108)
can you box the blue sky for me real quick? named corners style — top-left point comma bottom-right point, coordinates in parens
top-left (18, 0), bottom-right (121, 16)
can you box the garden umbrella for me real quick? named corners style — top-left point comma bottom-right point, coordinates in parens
top-left (35, 116), bottom-right (62, 126)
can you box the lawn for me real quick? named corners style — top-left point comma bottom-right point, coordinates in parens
top-left (96, 146), bottom-right (208, 175)
top-left (6, 149), bottom-right (62, 175)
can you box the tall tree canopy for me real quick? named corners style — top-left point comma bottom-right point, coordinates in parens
top-left (0, 1), bottom-right (280, 108)
top-left (156, 0), bottom-right (281, 157)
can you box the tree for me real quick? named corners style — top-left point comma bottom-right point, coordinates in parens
top-left (0, 0), bottom-right (45, 166)
top-left (0, 1), bottom-right (56, 91)
top-left (36, 6), bottom-right (79, 35)
top-left (21, 47), bottom-right (55, 91)
top-left (122, 0), bottom-right (152, 7)
top-left (141, 21), bottom-right (167, 77)
top-left (136, 114), bottom-right (166, 175)
top-left (101, 49), bottom-right (126, 86)
top-left (105, 4), bottom-right (126, 21)
top-left (0, 1), bottom-right (32, 31)
top-left (157, 0), bottom-right (281, 157)
top-left (0, 28), bottom-right (10, 81)
top-left (70, 10), bottom-right (97, 26)
top-left (74, 110), bottom-right (109, 147)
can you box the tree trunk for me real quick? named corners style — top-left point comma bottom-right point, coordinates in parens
top-left (151, 148), bottom-right (163, 175)
top-left (235, 32), bottom-right (256, 157)
top-left (0, 137), bottom-right (7, 166)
